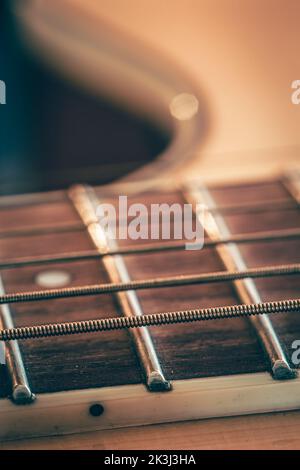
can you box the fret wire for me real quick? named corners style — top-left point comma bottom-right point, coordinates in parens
top-left (0, 276), bottom-right (34, 403)
top-left (1, 228), bottom-right (300, 271)
top-left (69, 184), bottom-right (171, 392)
top-left (183, 183), bottom-right (297, 380)
top-left (0, 263), bottom-right (298, 306)
top-left (0, 298), bottom-right (299, 342)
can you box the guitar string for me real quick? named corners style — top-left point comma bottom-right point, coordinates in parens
top-left (0, 198), bottom-right (296, 240)
top-left (0, 181), bottom-right (298, 344)
top-left (0, 191), bottom-right (294, 211)
top-left (0, 223), bottom-right (84, 240)
top-left (0, 177), bottom-right (282, 209)
top-left (0, 298), bottom-right (299, 342)
top-left (0, 180), bottom-right (299, 338)
top-left (0, 228), bottom-right (299, 270)
top-left (0, 264), bottom-right (298, 305)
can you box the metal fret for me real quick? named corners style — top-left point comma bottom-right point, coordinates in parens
top-left (69, 185), bottom-right (171, 392)
top-left (184, 183), bottom-right (297, 380)
top-left (0, 276), bottom-right (34, 403)
top-left (1, 228), bottom-right (300, 271)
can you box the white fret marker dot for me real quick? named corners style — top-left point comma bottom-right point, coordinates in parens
top-left (35, 270), bottom-right (72, 288)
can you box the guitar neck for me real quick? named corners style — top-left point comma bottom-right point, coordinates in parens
top-left (0, 169), bottom-right (300, 440)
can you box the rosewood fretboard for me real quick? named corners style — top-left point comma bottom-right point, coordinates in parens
top-left (0, 176), bottom-right (299, 400)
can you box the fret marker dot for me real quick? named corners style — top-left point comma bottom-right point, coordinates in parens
top-left (35, 270), bottom-right (72, 288)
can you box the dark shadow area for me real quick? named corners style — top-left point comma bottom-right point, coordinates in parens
top-left (0, 2), bottom-right (169, 195)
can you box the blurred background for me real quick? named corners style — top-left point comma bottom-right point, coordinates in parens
top-left (0, 0), bottom-right (299, 195)
top-left (0, 0), bottom-right (169, 195)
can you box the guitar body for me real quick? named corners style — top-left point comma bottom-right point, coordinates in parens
top-left (1, 0), bottom-right (300, 449)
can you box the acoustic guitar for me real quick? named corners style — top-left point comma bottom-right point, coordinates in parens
top-left (0, 0), bottom-right (300, 449)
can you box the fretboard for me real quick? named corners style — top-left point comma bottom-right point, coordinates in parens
top-left (0, 174), bottom-right (299, 402)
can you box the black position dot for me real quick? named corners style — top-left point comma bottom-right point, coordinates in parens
top-left (89, 403), bottom-right (104, 417)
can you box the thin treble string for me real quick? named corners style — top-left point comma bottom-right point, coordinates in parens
top-left (0, 264), bottom-right (298, 305)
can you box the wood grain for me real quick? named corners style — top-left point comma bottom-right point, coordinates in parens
top-left (0, 180), bottom-right (299, 399)
top-left (1, 411), bottom-right (300, 450)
